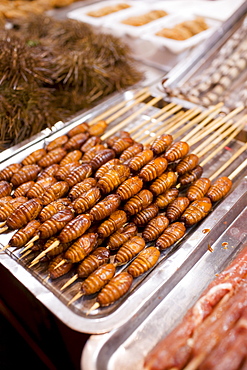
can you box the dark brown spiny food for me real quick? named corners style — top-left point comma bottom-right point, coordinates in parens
top-left (41, 181), bottom-right (69, 205)
top-left (55, 162), bottom-right (80, 181)
top-left (119, 142), bottom-right (143, 163)
top-left (67, 122), bottom-right (89, 138)
top-left (155, 187), bottom-right (179, 209)
top-left (155, 222), bottom-right (186, 250)
top-left (95, 271), bottom-right (133, 308)
top-left (77, 247), bottom-right (110, 279)
top-left (129, 149), bottom-right (154, 172)
top-left (64, 233), bottom-right (98, 263)
top-left (27, 176), bottom-right (57, 198)
top-left (132, 203), bottom-right (159, 227)
top-left (107, 222), bottom-right (138, 250)
top-left (48, 254), bottom-right (73, 280)
top-left (151, 134), bottom-right (173, 155)
top-left (116, 176), bottom-right (143, 201)
top-left (175, 153), bottom-right (199, 176)
top-left (150, 172), bottom-right (178, 196)
top-left (22, 149), bottom-right (47, 166)
top-left (166, 197), bottom-right (190, 222)
top-left (38, 209), bottom-right (75, 240)
top-left (206, 177), bottom-right (232, 202)
top-left (186, 178), bottom-right (211, 201)
top-left (66, 164), bottom-right (93, 188)
top-left (63, 132), bottom-right (90, 151)
top-left (127, 247), bottom-right (160, 277)
top-left (90, 149), bottom-right (115, 172)
top-left (39, 198), bottom-right (71, 223)
top-left (88, 120), bottom-right (107, 136)
top-left (178, 165), bottom-right (203, 187)
top-left (97, 164), bottom-right (130, 194)
top-left (0, 181), bottom-right (13, 198)
top-left (45, 135), bottom-right (68, 152)
top-left (114, 236), bottom-right (146, 266)
top-left (81, 136), bottom-right (101, 152)
top-left (6, 198), bottom-right (43, 230)
top-left (68, 178), bottom-right (97, 201)
top-left (89, 194), bottom-right (121, 221)
top-left (95, 159), bottom-right (121, 180)
top-left (58, 214), bottom-right (93, 244)
top-left (164, 141), bottom-right (190, 162)
top-left (71, 187), bottom-right (101, 214)
top-left (139, 157), bottom-right (168, 182)
top-left (80, 264), bottom-right (116, 296)
top-left (124, 189), bottom-right (153, 216)
top-left (59, 150), bottom-right (83, 166)
top-left (142, 214), bottom-right (169, 242)
top-left (8, 220), bottom-right (41, 248)
top-left (97, 210), bottom-right (128, 238)
top-left (10, 165), bottom-right (41, 187)
top-left (38, 147), bottom-right (67, 168)
top-left (181, 197), bottom-right (212, 226)
top-left (0, 163), bottom-right (22, 181)
top-left (13, 181), bottom-right (35, 198)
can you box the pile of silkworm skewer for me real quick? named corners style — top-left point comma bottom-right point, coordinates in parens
top-left (0, 93), bottom-right (246, 314)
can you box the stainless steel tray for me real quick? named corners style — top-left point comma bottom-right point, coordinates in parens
top-left (0, 86), bottom-right (247, 334)
top-left (82, 175), bottom-right (247, 369)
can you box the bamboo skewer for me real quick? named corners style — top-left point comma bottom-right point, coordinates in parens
top-left (29, 240), bottom-right (60, 268)
top-left (101, 95), bottom-right (163, 140)
top-left (0, 221), bottom-right (6, 228)
top-left (88, 87), bottom-right (150, 125)
top-left (68, 291), bottom-right (84, 306)
top-left (61, 274), bottom-right (79, 291)
top-left (228, 157), bottom-right (247, 180)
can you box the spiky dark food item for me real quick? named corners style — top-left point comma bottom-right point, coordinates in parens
top-left (0, 16), bottom-right (143, 150)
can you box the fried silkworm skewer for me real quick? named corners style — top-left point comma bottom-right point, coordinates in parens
top-left (38, 198), bottom-right (71, 223)
top-left (38, 147), bottom-right (67, 167)
top-left (68, 264), bottom-right (116, 305)
top-left (180, 197), bottom-right (212, 226)
top-left (155, 187), bottom-right (179, 209)
top-left (0, 197), bottom-right (28, 224)
top-left (59, 150), bottom-right (83, 166)
top-left (67, 122), bottom-right (89, 137)
top-left (37, 164), bottom-right (60, 181)
top-left (10, 165), bottom-right (41, 187)
top-left (36, 209), bottom-right (75, 240)
top-left (186, 178), bottom-right (211, 201)
top-left (114, 236), bottom-right (146, 266)
top-left (128, 149), bottom-right (154, 172)
top-left (41, 181), bottom-right (70, 205)
top-left (206, 177), bottom-right (232, 202)
top-left (58, 214), bottom-right (93, 244)
top-left (89, 194), bottom-right (121, 221)
top-left (61, 247), bottom-right (110, 291)
top-left (164, 141), bottom-right (190, 162)
top-left (139, 157), bottom-right (168, 182)
top-left (94, 159), bottom-right (121, 180)
top-left (13, 181), bottom-right (35, 198)
top-left (0, 163), bottom-right (22, 181)
top-left (107, 222), bottom-right (138, 250)
top-left (48, 253), bottom-right (73, 280)
top-left (116, 176), bottom-right (143, 201)
top-left (150, 134), bottom-right (173, 155)
top-left (63, 132), bottom-right (90, 151)
top-left (54, 162), bottom-right (81, 181)
top-left (155, 222), bottom-right (186, 250)
top-left (166, 197), bottom-right (190, 223)
top-left (22, 149), bottom-right (47, 165)
top-left (150, 172), bottom-right (178, 196)
top-left (88, 271), bottom-right (133, 312)
top-left (142, 214), bottom-right (169, 242)
top-left (178, 165), bottom-right (203, 187)
top-left (127, 247), bottom-right (160, 277)
top-left (0, 181), bottom-right (13, 198)
top-left (175, 153), bottom-right (199, 175)
top-left (45, 135), bottom-right (69, 152)
top-left (26, 176), bottom-right (57, 198)
top-left (132, 204), bottom-right (159, 227)
top-left (124, 189), bottom-right (153, 216)
top-left (71, 187), bottom-right (101, 214)
top-left (68, 178), bottom-right (97, 201)
top-left (97, 210), bottom-right (128, 238)
top-left (88, 120), bottom-right (108, 136)
top-left (119, 142), bottom-right (143, 163)
top-left (90, 149), bottom-right (116, 172)
top-left (97, 164), bottom-right (130, 195)
top-left (111, 137), bottom-right (134, 156)
top-left (6, 198), bottom-right (43, 231)
top-left (65, 164), bottom-right (93, 188)
top-left (80, 136), bottom-right (101, 152)
top-left (81, 144), bottom-right (106, 163)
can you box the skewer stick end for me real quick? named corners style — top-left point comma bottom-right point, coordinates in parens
top-left (0, 244), bottom-right (10, 252)
top-left (0, 226), bottom-right (8, 234)
top-left (54, 259), bottom-right (66, 270)
top-left (60, 274), bottom-right (78, 291)
top-left (86, 302), bottom-right (100, 315)
top-left (0, 221), bottom-right (7, 228)
top-left (68, 291), bottom-right (84, 306)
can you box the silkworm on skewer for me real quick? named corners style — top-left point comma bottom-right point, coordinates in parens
top-left (107, 222), bottom-right (138, 250)
top-left (181, 197), bottom-right (212, 226)
top-left (155, 222), bottom-right (186, 250)
top-left (129, 149), bottom-right (154, 172)
top-left (116, 176), bottom-right (143, 201)
top-left (39, 198), bottom-right (71, 223)
top-left (88, 271), bottom-right (133, 312)
top-left (68, 263), bottom-right (116, 305)
top-left (89, 194), bottom-right (121, 221)
top-left (88, 120), bottom-right (107, 136)
top-left (0, 197), bottom-right (28, 223)
top-left (186, 178), bottom-right (211, 201)
top-left (0, 196), bottom-right (13, 207)
top-left (0, 163), bottom-right (22, 181)
top-left (142, 214), bottom-right (169, 242)
top-left (71, 187), bottom-right (101, 214)
top-left (166, 197), bottom-right (190, 223)
top-left (6, 198), bottom-right (43, 231)
top-left (58, 213), bottom-right (93, 244)
top-left (48, 253), bottom-right (73, 280)
top-left (2, 220), bottom-right (41, 251)
top-left (127, 247), bottom-right (160, 278)
top-left (55, 162), bottom-right (81, 181)
top-left (22, 148), bottom-right (47, 166)
top-left (27, 176), bottom-right (57, 199)
top-left (139, 157), bottom-right (168, 182)
top-left (119, 142), bottom-right (143, 163)
top-left (178, 165), bottom-right (203, 187)
top-left (44, 238), bottom-right (71, 260)
top-left (94, 159), bottom-right (121, 180)
top-left (114, 236), bottom-right (146, 266)
top-left (80, 136), bottom-right (101, 152)
top-left (63, 132), bottom-right (90, 151)
top-left (150, 171), bottom-right (178, 196)
top-left (37, 209), bottom-right (75, 240)
top-left (10, 164), bottom-right (41, 187)
top-left (90, 149), bottom-right (116, 172)
top-left (65, 164), bottom-right (93, 188)
top-left (81, 144), bottom-right (106, 163)
top-left (111, 137), bottom-right (134, 156)
top-left (164, 141), bottom-right (190, 162)
top-left (37, 164), bottom-right (60, 181)
top-left (175, 154), bottom-right (199, 175)
top-left (38, 147), bottom-right (67, 167)
top-left (124, 189), bottom-right (153, 216)
top-left (68, 178), bottom-right (97, 201)
top-left (61, 247), bottom-right (110, 291)
top-left (132, 204), bottom-right (159, 227)
top-left (41, 181), bottom-right (70, 205)
top-left (206, 176), bottom-right (232, 202)
top-left (59, 150), bottom-right (83, 166)
top-left (150, 134), bottom-right (173, 155)
top-left (13, 181), bottom-right (35, 198)
top-left (97, 164), bottom-right (130, 195)
top-left (97, 210), bottom-right (128, 238)
top-left (45, 135), bottom-right (69, 152)
top-left (106, 131), bottom-right (131, 148)
top-left (155, 187), bottom-right (179, 209)
top-left (0, 181), bottom-right (13, 198)
top-left (67, 122), bottom-right (89, 138)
